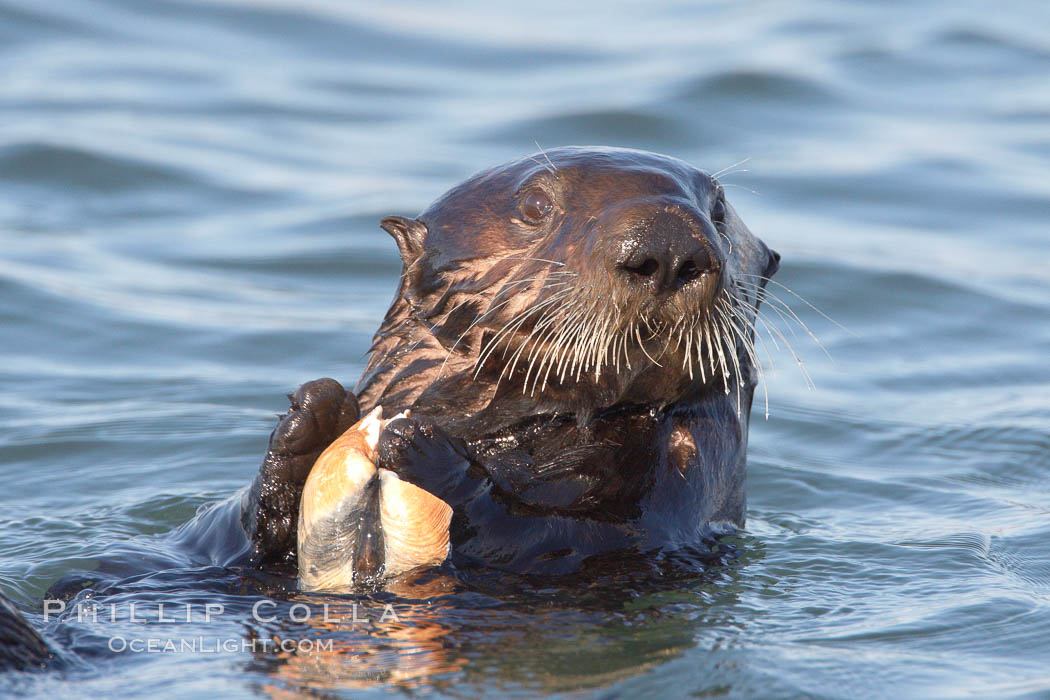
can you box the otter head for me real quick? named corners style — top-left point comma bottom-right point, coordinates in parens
top-left (362, 147), bottom-right (779, 425)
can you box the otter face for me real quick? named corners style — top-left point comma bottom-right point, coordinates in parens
top-left (379, 147), bottom-right (779, 415)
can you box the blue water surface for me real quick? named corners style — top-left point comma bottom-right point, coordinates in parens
top-left (2, 1), bottom-right (1049, 697)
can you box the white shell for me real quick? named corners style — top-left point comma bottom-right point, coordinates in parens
top-left (379, 469), bottom-right (452, 577)
top-left (298, 406), bottom-right (451, 591)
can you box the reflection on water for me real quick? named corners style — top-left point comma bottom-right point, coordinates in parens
top-left (2, 0), bottom-right (1050, 697)
top-left (253, 548), bottom-right (744, 695)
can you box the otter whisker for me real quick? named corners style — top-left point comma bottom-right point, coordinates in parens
top-left (568, 312), bottom-right (594, 383)
top-left (711, 312), bottom-right (731, 396)
top-left (495, 273), bottom-right (575, 294)
top-left (526, 309), bottom-right (569, 394)
top-left (739, 273), bottom-right (849, 335)
top-left (740, 311), bottom-right (778, 418)
top-left (652, 317), bottom-right (678, 360)
top-left (437, 292), bottom-right (522, 373)
top-left (595, 316), bottom-right (616, 379)
top-left (735, 279), bottom-right (812, 337)
top-left (510, 310), bottom-right (567, 393)
top-left (494, 282), bottom-right (577, 364)
top-left (612, 324), bottom-right (629, 373)
top-left (719, 182), bottom-right (760, 196)
top-left (714, 168), bottom-right (751, 181)
top-left (608, 315), bottom-right (629, 373)
top-left (734, 282), bottom-right (801, 334)
top-left (550, 297), bottom-right (610, 390)
top-left (730, 285), bottom-right (789, 377)
top-left (529, 302), bottom-right (588, 392)
top-left (575, 306), bottom-right (605, 383)
top-left (547, 301), bottom-right (594, 389)
top-left (702, 314), bottom-right (717, 382)
top-left (494, 275), bottom-right (575, 322)
top-left (528, 302), bottom-right (582, 391)
top-left (718, 306), bottom-right (745, 400)
top-left (438, 277), bottom-right (574, 378)
top-left (746, 312), bottom-right (777, 374)
top-left (484, 288), bottom-right (574, 366)
top-left (714, 302), bottom-right (744, 415)
top-left (633, 324), bottom-right (663, 367)
top-left (722, 296), bottom-right (762, 372)
top-left (491, 256), bottom-right (567, 268)
top-left (725, 314), bottom-right (759, 414)
top-left (500, 305), bottom-right (564, 385)
top-left (646, 320), bottom-right (664, 343)
top-left (527, 154), bottom-right (556, 176)
top-left (675, 323), bottom-right (687, 363)
top-left (613, 325), bottom-right (630, 371)
top-left (534, 141), bottom-right (559, 174)
top-left (528, 299), bottom-right (579, 364)
top-left (683, 321), bottom-right (694, 380)
top-left (671, 318), bottom-right (685, 355)
top-left (731, 279), bottom-right (828, 389)
top-left (715, 227), bottom-right (735, 254)
top-left (757, 313), bottom-right (782, 353)
top-left (721, 296), bottom-right (769, 418)
top-left (582, 309), bottom-right (604, 379)
top-left (547, 313), bottom-right (588, 392)
top-left (751, 293), bottom-right (818, 364)
top-left (526, 296), bottom-right (580, 367)
top-left (711, 157), bottom-right (751, 179)
top-left (583, 305), bottom-right (614, 382)
top-left (751, 307), bottom-right (815, 390)
top-left (521, 297), bottom-right (587, 394)
top-left (441, 270), bottom-right (575, 339)
top-left (497, 297), bottom-right (579, 393)
top-left (474, 289), bottom-right (574, 379)
top-left (673, 320), bottom-right (690, 374)
top-left (750, 285), bottom-right (833, 360)
top-left (558, 307), bottom-right (588, 383)
top-left (439, 270), bottom-right (577, 332)
top-left (585, 308), bottom-right (617, 381)
top-left (690, 314), bottom-right (708, 384)
top-left (506, 293), bottom-right (575, 367)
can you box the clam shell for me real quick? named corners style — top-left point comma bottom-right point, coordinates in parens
top-left (379, 469), bottom-right (452, 577)
top-left (298, 407), bottom-right (382, 537)
top-left (298, 406), bottom-right (451, 591)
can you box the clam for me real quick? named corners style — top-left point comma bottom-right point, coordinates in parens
top-left (298, 406), bottom-right (452, 591)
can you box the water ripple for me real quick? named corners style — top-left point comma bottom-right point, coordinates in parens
top-left (2, 0), bottom-right (1050, 697)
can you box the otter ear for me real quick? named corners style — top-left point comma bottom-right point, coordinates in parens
top-left (764, 248), bottom-right (781, 279)
top-left (381, 216), bottom-right (427, 267)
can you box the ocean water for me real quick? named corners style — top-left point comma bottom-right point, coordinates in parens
top-left (2, 0), bottom-right (1050, 697)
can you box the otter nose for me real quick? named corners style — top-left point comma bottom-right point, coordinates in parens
top-left (617, 213), bottom-right (718, 294)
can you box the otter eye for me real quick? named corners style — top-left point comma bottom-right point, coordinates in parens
top-left (521, 189), bottom-right (553, 223)
top-left (711, 190), bottom-right (726, 225)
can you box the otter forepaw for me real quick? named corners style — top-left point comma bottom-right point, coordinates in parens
top-left (245, 378), bottom-right (359, 569)
top-left (270, 378), bottom-right (360, 459)
top-left (376, 417), bottom-right (475, 504)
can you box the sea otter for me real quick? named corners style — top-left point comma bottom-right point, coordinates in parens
top-left (240, 146), bottom-right (780, 579)
top-left (0, 146), bottom-right (780, 669)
